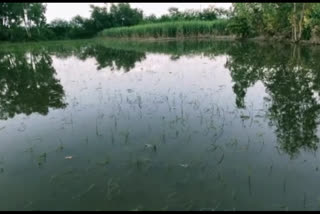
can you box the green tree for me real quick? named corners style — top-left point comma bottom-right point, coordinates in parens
top-left (90, 4), bottom-right (112, 32)
top-left (0, 3), bottom-right (47, 41)
top-left (110, 3), bottom-right (143, 27)
top-left (49, 19), bottom-right (71, 39)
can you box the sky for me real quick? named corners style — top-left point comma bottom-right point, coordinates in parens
top-left (45, 3), bottom-right (232, 23)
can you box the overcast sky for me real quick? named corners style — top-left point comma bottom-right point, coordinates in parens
top-left (45, 3), bottom-right (232, 22)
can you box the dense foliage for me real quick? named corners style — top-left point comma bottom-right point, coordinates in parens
top-left (0, 3), bottom-right (231, 42)
top-left (0, 3), bottom-right (47, 41)
top-left (101, 3), bottom-right (320, 42)
top-left (2, 3), bottom-right (320, 42)
top-left (142, 5), bottom-right (231, 23)
top-left (227, 3), bottom-right (320, 42)
top-left (0, 3), bottom-right (144, 41)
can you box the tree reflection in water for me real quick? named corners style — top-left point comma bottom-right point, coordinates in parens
top-left (72, 41), bottom-right (320, 158)
top-left (0, 51), bottom-right (67, 120)
top-left (226, 42), bottom-right (320, 158)
top-left (2, 40), bottom-right (320, 158)
top-left (76, 45), bottom-right (146, 72)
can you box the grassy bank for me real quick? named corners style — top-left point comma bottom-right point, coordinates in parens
top-left (99, 20), bottom-right (230, 39)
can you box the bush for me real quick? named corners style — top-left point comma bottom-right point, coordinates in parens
top-left (227, 17), bottom-right (251, 38)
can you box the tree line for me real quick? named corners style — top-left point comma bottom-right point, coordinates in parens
top-left (2, 3), bottom-right (320, 43)
top-left (0, 3), bottom-right (144, 41)
top-left (0, 3), bottom-right (230, 42)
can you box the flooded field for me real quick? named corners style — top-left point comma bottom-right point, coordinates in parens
top-left (1, 39), bottom-right (320, 210)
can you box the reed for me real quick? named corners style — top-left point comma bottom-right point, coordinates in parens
top-left (100, 20), bottom-right (230, 39)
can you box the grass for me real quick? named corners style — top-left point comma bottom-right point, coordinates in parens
top-left (99, 20), bottom-right (230, 39)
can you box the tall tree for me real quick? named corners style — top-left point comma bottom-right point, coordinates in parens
top-left (110, 3), bottom-right (143, 27)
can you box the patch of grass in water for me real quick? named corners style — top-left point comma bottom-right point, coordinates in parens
top-left (105, 178), bottom-right (121, 201)
top-left (37, 152), bottom-right (47, 166)
top-left (56, 139), bottom-right (64, 152)
top-left (72, 184), bottom-right (96, 200)
top-left (96, 156), bottom-right (110, 166)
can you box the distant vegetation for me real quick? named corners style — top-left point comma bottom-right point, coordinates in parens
top-left (100, 3), bottom-right (320, 43)
top-left (0, 3), bottom-right (144, 41)
top-left (1, 3), bottom-right (320, 43)
top-left (100, 20), bottom-right (230, 38)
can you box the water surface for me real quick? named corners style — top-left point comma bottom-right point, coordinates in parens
top-left (1, 39), bottom-right (320, 210)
